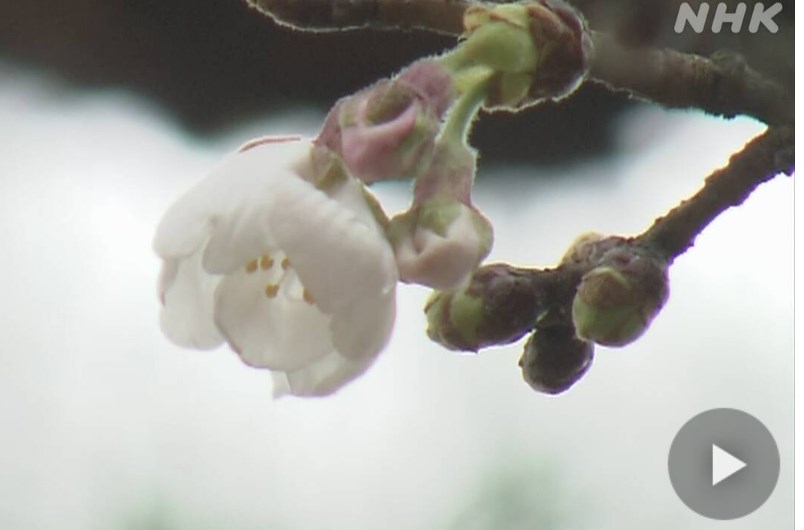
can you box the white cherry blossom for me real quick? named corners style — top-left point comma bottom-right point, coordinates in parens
top-left (154, 137), bottom-right (397, 397)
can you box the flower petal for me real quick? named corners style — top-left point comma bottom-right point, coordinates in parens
top-left (153, 138), bottom-right (313, 269)
top-left (213, 267), bottom-right (333, 371)
top-left (272, 350), bottom-right (377, 398)
top-left (158, 248), bottom-right (224, 349)
top-left (155, 136), bottom-right (401, 396)
top-left (395, 203), bottom-right (492, 290)
top-left (331, 290), bottom-right (396, 360)
top-left (270, 177), bottom-right (397, 314)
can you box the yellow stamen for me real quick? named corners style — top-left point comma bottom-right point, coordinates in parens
top-left (245, 260), bottom-right (258, 273)
top-left (281, 257), bottom-right (290, 270)
top-left (303, 289), bottom-right (315, 305)
top-left (264, 284), bottom-right (280, 298)
top-left (259, 255), bottom-right (274, 270)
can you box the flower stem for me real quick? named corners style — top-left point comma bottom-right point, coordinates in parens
top-left (440, 65), bottom-right (493, 144)
top-left (410, 64), bottom-right (492, 204)
top-left (438, 47), bottom-right (469, 74)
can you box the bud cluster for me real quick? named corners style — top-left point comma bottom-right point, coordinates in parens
top-left (424, 234), bottom-right (671, 395)
top-left (302, 2), bottom-right (602, 396)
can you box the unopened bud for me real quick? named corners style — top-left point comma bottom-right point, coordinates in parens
top-left (390, 196), bottom-right (493, 290)
top-left (339, 82), bottom-right (438, 182)
top-left (425, 288), bottom-right (485, 352)
top-left (316, 60), bottom-right (455, 183)
top-left (463, 4), bottom-right (539, 75)
top-left (525, 0), bottom-right (593, 101)
top-left (519, 323), bottom-right (594, 394)
top-left (463, 0), bottom-right (593, 110)
top-left (560, 232), bottom-right (627, 266)
top-left (425, 264), bottom-right (540, 351)
top-left (397, 59), bottom-right (456, 118)
top-left (572, 246), bottom-right (669, 347)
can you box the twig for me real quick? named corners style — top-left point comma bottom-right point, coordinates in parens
top-left (245, 0), bottom-right (795, 272)
top-left (589, 32), bottom-right (793, 126)
top-left (245, 0), bottom-right (793, 126)
top-left (245, 0), bottom-right (468, 34)
top-left (246, 0), bottom-right (796, 391)
top-left (432, 126), bottom-right (794, 353)
top-left (638, 126), bottom-right (795, 262)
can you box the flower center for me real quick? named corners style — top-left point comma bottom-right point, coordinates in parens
top-left (244, 252), bottom-right (315, 305)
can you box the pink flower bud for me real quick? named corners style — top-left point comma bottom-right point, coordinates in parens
top-left (315, 60), bottom-right (455, 184)
top-left (339, 84), bottom-right (437, 182)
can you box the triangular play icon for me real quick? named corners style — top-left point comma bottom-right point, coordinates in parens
top-left (712, 444), bottom-right (746, 486)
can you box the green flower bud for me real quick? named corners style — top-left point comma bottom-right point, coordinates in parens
top-left (485, 72), bottom-right (533, 110)
top-left (519, 323), bottom-right (594, 394)
top-left (461, 0), bottom-right (593, 111)
top-left (425, 289), bottom-right (484, 352)
top-left (572, 247), bottom-right (669, 347)
top-left (424, 264), bottom-right (540, 352)
top-left (462, 4), bottom-right (539, 75)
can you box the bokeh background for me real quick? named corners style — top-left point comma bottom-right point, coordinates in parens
top-left (0, 1), bottom-right (793, 529)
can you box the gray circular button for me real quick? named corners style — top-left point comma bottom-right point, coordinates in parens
top-left (668, 408), bottom-right (779, 520)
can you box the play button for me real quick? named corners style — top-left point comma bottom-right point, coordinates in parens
top-left (668, 408), bottom-right (779, 520)
top-left (712, 444), bottom-right (746, 486)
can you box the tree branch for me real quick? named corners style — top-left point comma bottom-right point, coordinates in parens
top-left (245, 0), bottom-right (468, 34)
top-left (638, 126), bottom-right (795, 262)
top-left (244, 0), bottom-right (795, 268)
top-left (243, 0), bottom-right (796, 393)
top-left (429, 126), bottom-right (794, 358)
top-left (245, 0), bottom-right (793, 126)
top-left (589, 32), bottom-right (793, 126)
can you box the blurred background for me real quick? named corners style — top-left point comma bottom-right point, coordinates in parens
top-left (0, 1), bottom-right (793, 529)
top-left (0, 0), bottom-right (794, 163)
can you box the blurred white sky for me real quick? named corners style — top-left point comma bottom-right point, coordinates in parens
top-left (0, 66), bottom-right (792, 530)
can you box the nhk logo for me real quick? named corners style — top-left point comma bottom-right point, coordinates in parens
top-left (674, 2), bottom-right (782, 33)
